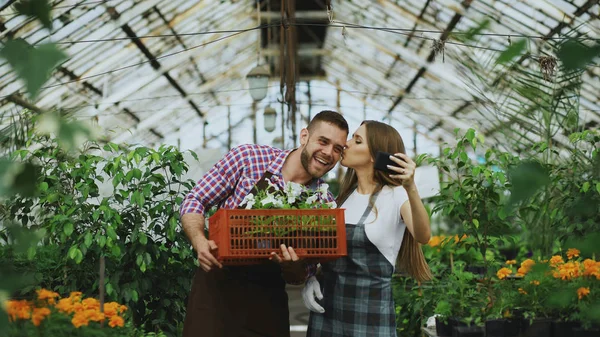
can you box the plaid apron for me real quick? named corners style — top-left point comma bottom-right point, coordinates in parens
top-left (307, 191), bottom-right (397, 337)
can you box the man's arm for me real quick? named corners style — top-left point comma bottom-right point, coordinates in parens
top-left (181, 212), bottom-right (222, 271)
top-left (180, 145), bottom-right (251, 271)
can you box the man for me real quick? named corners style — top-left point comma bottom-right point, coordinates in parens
top-left (180, 110), bottom-right (349, 337)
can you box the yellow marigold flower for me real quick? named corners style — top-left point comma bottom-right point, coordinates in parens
top-left (109, 315), bottom-right (125, 328)
top-left (518, 288), bottom-right (527, 295)
top-left (566, 248), bottom-right (580, 260)
top-left (36, 289), bottom-right (60, 305)
top-left (530, 280), bottom-right (540, 286)
top-left (550, 255), bottom-right (564, 266)
top-left (506, 260), bottom-right (517, 265)
top-left (31, 307), bottom-right (51, 327)
top-left (515, 272), bottom-right (525, 277)
top-left (496, 267), bottom-right (513, 280)
top-left (428, 236), bottom-right (442, 247)
top-left (577, 287), bottom-right (590, 300)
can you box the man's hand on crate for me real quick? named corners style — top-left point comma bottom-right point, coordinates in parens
top-left (270, 244), bottom-right (308, 284)
top-left (269, 244), bottom-right (300, 264)
top-left (197, 237), bottom-right (223, 272)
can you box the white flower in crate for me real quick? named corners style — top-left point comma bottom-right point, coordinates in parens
top-left (317, 183), bottom-right (329, 200)
top-left (306, 194), bottom-right (319, 205)
top-left (239, 193), bottom-right (256, 209)
top-left (260, 192), bottom-right (284, 208)
top-left (283, 181), bottom-right (304, 204)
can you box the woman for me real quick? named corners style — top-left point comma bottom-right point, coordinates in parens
top-left (302, 120), bottom-right (433, 337)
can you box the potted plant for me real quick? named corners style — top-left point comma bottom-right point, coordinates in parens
top-left (433, 262), bottom-right (486, 336)
top-left (209, 181), bottom-right (346, 264)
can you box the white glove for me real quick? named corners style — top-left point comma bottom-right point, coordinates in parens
top-left (302, 276), bottom-right (324, 313)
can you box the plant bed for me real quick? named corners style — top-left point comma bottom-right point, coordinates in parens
top-left (485, 318), bottom-right (520, 337)
top-left (521, 318), bottom-right (553, 337)
top-left (553, 320), bottom-right (581, 337)
top-left (209, 209), bottom-right (347, 265)
top-left (452, 325), bottom-right (484, 337)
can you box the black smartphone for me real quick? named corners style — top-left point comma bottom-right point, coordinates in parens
top-left (374, 151), bottom-right (403, 174)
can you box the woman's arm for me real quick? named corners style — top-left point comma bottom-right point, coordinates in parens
top-left (388, 153), bottom-right (431, 244)
top-left (400, 186), bottom-right (431, 244)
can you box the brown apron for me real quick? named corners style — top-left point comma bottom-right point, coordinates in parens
top-left (182, 171), bottom-right (297, 337)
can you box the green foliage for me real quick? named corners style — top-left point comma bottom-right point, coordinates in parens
top-left (0, 39), bottom-right (68, 99)
top-left (557, 39), bottom-right (600, 71)
top-left (1, 133), bottom-right (198, 336)
top-left (14, 0), bottom-right (53, 30)
top-left (427, 129), bottom-right (520, 267)
top-left (506, 161), bottom-right (550, 208)
top-left (393, 276), bottom-right (436, 337)
top-left (431, 263), bottom-right (487, 323)
top-left (0, 159), bottom-right (39, 197)
top-left (496, 39), bottom-right (527, 64)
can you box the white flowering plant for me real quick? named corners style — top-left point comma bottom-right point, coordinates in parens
top-left (237, 180), bottom-right (338, 238)
top-left (239, 180), bottom-right (336, 210)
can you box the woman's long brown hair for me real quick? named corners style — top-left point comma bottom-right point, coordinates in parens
top-left (337, 121), bottom-right (432, 282)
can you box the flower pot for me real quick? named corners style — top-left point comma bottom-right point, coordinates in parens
top-left (521, 318), bottom-right (552, 337)
top-left (499, 247), bottom-right (519, 261)
top-left (452, 325), bottom-right (484, 337)
top-left (436, 316), bottom-right (453, 337)
top-left (553, 320), bottom-right (580, 337)
top-left (485, 319), bottom-right (520, 337)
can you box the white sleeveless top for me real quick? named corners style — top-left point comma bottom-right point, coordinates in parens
top-left (340, 185), bottom-right (408, 269)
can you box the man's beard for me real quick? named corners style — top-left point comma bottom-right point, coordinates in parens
top-left (300, 147), bottom-right (313, 177)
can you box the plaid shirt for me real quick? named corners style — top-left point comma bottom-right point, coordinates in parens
top-left (180, 143), bottom-right (335, 216)
top-left (180, 144), bottom-right (332, 284)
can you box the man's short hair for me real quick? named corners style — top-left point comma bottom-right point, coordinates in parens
top-left (307, 110), bottom-right (349, 134)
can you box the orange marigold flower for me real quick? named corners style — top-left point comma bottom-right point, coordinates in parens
top-left (36, 289), bottom-right (60, 305)
top-left (69, 292), bottom-right (83, 300)
top-left (81, 297), bottom-right (100, 310)
top-left (518, 288), bottom-right (527, 295)
top-left (557, 262), bottom-right (580, 280)
top-left (530, 280), bottom-right (540, 286)
top-left (31, 307), bottom-right (51, 327)
top-left (428, 236), bottom-right (442, 247)
top-left (5, 300), bottom-right (31, 321)
top-left (454, 234), bottom-right (468, 243)
top-left (72, 311), bottom-right (90, 328)
top-left (566, 248), bottom-right (580, 260)
top-left (55, 298), bottom-right (76, 314)
top-left (550, 255), bottom-right (564, 266)
top-left (497, 267), bottom-right (513, 280)
top-left (582, 259), bottom-right (599, 277)
top-left (109, 315), bottom-right (125, 328)
top-left (577, 287), bottom-right (590, 300)
top-left (506, 260), bottom-right (517, 265)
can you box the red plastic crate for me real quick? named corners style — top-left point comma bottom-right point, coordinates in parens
top-left (208, 208), bottom-right (347, 265)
